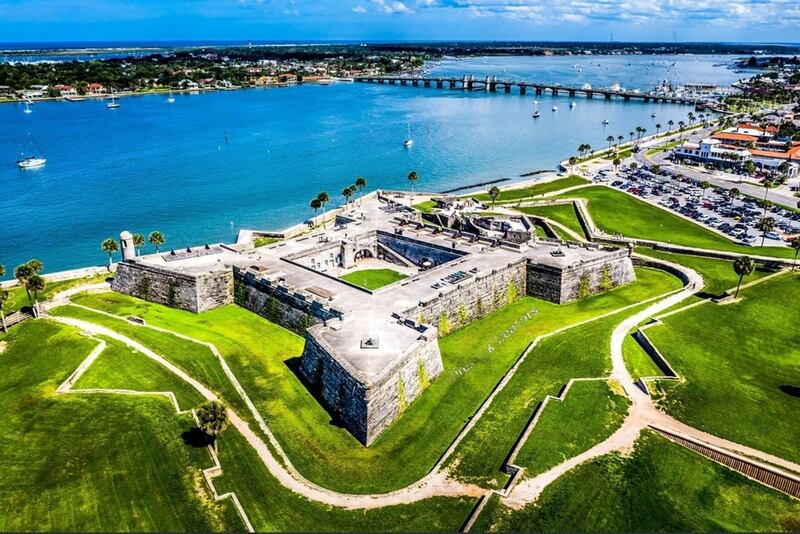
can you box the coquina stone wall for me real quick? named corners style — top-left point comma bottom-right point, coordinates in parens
top-left (527, 248), bottom-right (636, 304)
top-left (233, 267), bottom-right (344, 334)
top-left (403, 260), bottom-right (528, 337)
top-left (113, 261), bottom-right (233, 313)
top-left (298, 324), bottom-right (443, 445)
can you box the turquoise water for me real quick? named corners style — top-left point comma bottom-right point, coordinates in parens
top-left (1, 55), bottom-right (734, 275)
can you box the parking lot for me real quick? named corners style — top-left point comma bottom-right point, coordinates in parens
top-left (590, 167), bottom-right (798, 248)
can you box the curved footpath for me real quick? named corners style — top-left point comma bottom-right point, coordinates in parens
top-left (505, 260), bottom-right (800, 508)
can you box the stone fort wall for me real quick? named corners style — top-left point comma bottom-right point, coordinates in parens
top-left (298, 324), bottom-right (443, 446)
top-left (113, 261), bottom-right (233, 313)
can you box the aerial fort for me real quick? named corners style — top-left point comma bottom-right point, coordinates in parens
top-left (111, 192), bottom-right (635, 445)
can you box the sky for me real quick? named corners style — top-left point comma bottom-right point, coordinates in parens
top-left (0, 0), bottom-right (797, 44)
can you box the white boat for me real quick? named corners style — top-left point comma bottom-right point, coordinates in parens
top-left (23, 101), bottom-right (32, 114)
top-left (107, 96), bottom-right (120, 109)
top-left (403, 123), bottom-right (414, 147)
top-left (17, 156), bottom-right (46, 169)
top-left (532, 100), bottom-right (540, 118)
top-left (569, 101), bottom-right (576, 109)
top-left (17, 135), bottom-right (47, 169)
top-left (165, 93), bottom-right (175, 104)
top-left (602, 119), bottom-right (610, 125)
top-left (552, 106), bottom-right (558, 112)
top-left (651, 113), bottom-right (656, 118)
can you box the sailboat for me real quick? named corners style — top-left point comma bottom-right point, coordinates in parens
top-left (403, 123), bottom-right (414, 148)
top-left (17, 135), bottom-right (47, 169)
top-left (23, 101), bottom-right (32, 114)
top-left (532, 100), bottom-right (540, 118)
top-left (165, 92), bottom-right (175, 104)
top-left (107, 95), bottom-right (120, 109)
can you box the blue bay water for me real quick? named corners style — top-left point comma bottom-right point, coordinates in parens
top-left (0, 55), bottom-right (734, 275)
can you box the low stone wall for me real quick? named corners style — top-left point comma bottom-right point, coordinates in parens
top-left (403, 260), bottom-right (528, 337)
top-left (113, 261), bottom-right (233, 313)
top-left (298, 324), bottom-right (443, 445)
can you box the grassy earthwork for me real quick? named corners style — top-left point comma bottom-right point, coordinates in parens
top-left (519, 203), bottom-right (587, 239)
top-left (646, 272), bottom-right (800, 464)
top-left (473, 432), bottom-right (800, 532)
top-left (550, 186), bottom-right (796, 259)
top-left (339, 268), bottom-right (409, 290)
top-left (470, 175), bottom-right (589, 203)
top-left (1, 272), bottom-right (110, 315)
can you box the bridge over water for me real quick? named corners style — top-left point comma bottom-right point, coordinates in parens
top-left (355, 75), bottom-right (706, 108)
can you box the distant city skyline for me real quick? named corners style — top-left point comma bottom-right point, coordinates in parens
top-left (0, 0), bottom-right (797, 44)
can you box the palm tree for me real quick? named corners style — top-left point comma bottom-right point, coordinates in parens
top-left (25, 274), bottom-right (45, 309)
top-left (761, 180), bottom-right (773, 216)
top-left (101, 238), bottom-right (119, 268)
top-left (148, 231), bottom-right (165, 253)
top-left (577, 143), bottom-right (587, 157)
top-left (355, 176), bottom-right (367, 204)
top-left (655, 123), bottom-right (662, 136)
top-left (699, 180), bottom-right (710, 198)
top-left (617, 135), bottom-right (624, 147)
top-left (27, 259), bottom-right (42, 274)
top-left (729, 187), bottom-right (740, 205)
top-left (488, 186), bottom-right (500, 205)
top-left (407, 170), bottom-right (418, 195)
top-left (606, 135), bottom-right (615, 152)
top-left (732, 256), bottom-right (755, 298)
top-left (687, 112), bottom-right (696, 125)
top-left (342, 186), bottom-right (353, 206)
top-left (14, 261), bottom-right (39, 306)
top-left (667, 119), bottom-right (675, 132)
top-left (316, 192), bottom-right (330, 228)
top-left (584, 144), bottom-right (592, 156)
top-left (756, 217), bottom-right (775, 247)
top-left (567, 156), bottom-right (578, 173)
top-left (678, 121), bottom-right (686, 137)
top-left (309, 198), bottom-right (322, 224)
top-left (197, 400), bottom-right (228, 453)
top-left (791, 237), bottom-right (800, 271)
top-left (612, 157), bottom-right (622, 173)
top-left (628, 131), bottom-right (635, 143)
top-left (635, 126), bottom-right (643, 140)
top-left (132, 233), bottom-right (145, 256)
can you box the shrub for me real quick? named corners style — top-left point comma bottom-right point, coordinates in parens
top-left (438, 312), bottom-right (451, 336)
top-left (599, 265), bottom-right (614, 291)
top-left (397, 377), bottom-right (408, 413)
top-left (417, 358), bottom-right (430, 390)
top-left (578, 272), bottom-right (592, 299)
top-left (457, 303), bottom-right (469, 325)
top-left (507, 280), bottom-right (518, 304)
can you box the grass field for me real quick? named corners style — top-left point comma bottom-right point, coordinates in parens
top-left (647, 272), bottom-right (800, 464)
top-left (647, 139), bottom-right (683, 156)
top-left (519, 203), bottom-right (587, 239)
top-left (514, 380), bottom-right (629, 478)
top-left (339, 268), bottom-right (408, 290)
top-left (635, 247), bottom-right (777, 300)
top-left (444, 268), bottom-right (682, 487)
top-left (475, 432), bottom-right (800, 532)
top-left (1, 272), bottom-right (110, 314)
top-left (471, 176), bottom-right (589, 203)
top-left (0, 320), bottom-right (239, 531)
top-left (253, 236), bottom-right (280, 248)
top-left (412, 200), bottom-right (437, 213)
top-left (61, 266), bottom-right (678, 495)
top-left (622, 333), bottom-right (663, 379)
top-left (554, 186), bottom-right (795, 258)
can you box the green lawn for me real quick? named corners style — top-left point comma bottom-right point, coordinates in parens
top-left (0, 320), bottom-right (240, 531)
top-left (519, 203), bottom-right (587, 239)
top-left (2, 272), bottom-right (110, 314)
top-left (445, 300), bottom-right (669, 488)
top-left (514, 380), bottom-right (629, 478)
top-left (63, 266), bottom-right (678, 495)
top-left (622, 332), bottom-right (663, 379)
top-left (471, 176), bottom-right (589, 203)
top-left (75, 335), bottom-right (206, 409)
top-left (635, 247), bottom-right (777, 300)
top-left (339, 268), bottom-right (408, 290)
top-left (647, 272), bottom-right (800, 464)
top-left (412, 200), bottom-right (437, 213)
top-left (556, 186), bottom-right (795, 259)
top-left (254, 236), bottom-right (280, 248)
top-left (647, 139), bottom-right (683, 156)
top-left (477, 432), bottom-right (800, 532)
